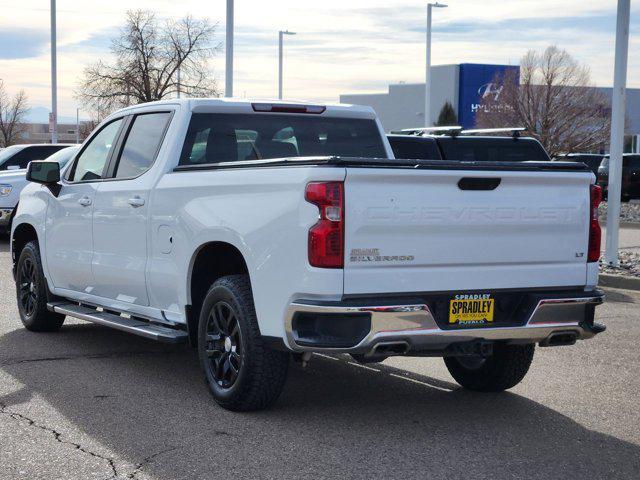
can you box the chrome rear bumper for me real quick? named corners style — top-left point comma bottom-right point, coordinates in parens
top-left (284, 290), bottom-right (605, 354)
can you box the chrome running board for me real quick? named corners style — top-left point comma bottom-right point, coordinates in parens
top-left (48, 302), bottom-right (188, 344)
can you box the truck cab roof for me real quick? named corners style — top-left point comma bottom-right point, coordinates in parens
top-left (109, 98), bottom-right (378, 120)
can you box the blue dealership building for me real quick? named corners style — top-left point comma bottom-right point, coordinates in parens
top-left (340, 63), bottom-right (640, 153)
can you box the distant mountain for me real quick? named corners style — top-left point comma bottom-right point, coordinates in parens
top-left (24, 106), bottom-right (80, 124)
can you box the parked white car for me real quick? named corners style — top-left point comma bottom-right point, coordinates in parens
top-left (11, 99), bottom-right (605, 411)
top-left (1, 145), bottom-right (77, 234)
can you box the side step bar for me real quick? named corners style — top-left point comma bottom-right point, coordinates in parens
top-left (48, 303), bottom-right (188, 344)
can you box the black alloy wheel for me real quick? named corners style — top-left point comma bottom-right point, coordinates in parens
top-left (204, 301), bottom-right (243, 389)
top-left (15, 241), bottom-right (65, 331)
top-left (18, 256), bottom-right (38, 318)
top-left (197, 275), bottom-right (290, 411)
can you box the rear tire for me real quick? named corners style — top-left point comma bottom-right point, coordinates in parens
top-left (197, 274), bottom-right (290, 411)
top-left (444, 343), bottom-right (534, 392)
top-left (16, 241), bottom-right (65, 332)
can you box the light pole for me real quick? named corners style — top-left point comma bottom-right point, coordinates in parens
top-left (425, 2), bottom-right (447, 127)
top-left (177, 65), bottom-right (181, 99)
top-left (225, 0), bottom-right (234, 98)
top-left (76, 108), bottom-right (80, 144)
top-left (278, 30), bottom-right (296, 100)
top-left (605, 0), bottom-right (631, 266)
top-left (50, 0), bottom-right (58, 143)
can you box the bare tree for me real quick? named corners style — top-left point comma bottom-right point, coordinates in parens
top-left (77, 10), bottom-right (220, 114)
top-left (0, 80), bottom-right (29, 147)
top-left (476, 46), bottom-right (612, 157)
top-left (78, 119), bottom-right (99, 142)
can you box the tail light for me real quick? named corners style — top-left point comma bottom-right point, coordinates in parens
top-left (588, 184), bottom-right (602, 262)
top-left (305, 182), bottom-right (344, 268)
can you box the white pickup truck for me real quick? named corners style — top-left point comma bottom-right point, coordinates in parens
top-left (11, 99), bottom-right (605, 411)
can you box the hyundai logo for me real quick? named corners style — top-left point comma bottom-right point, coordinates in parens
top-left (478, 82), bottom-right (504, 102)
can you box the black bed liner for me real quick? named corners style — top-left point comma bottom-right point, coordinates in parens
top-left (173, 156), bottom-right (591, 173)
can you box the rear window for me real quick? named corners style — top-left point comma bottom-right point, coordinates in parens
top-left (388, 136), bottom-right (442, 160)
top-left (179, 113), bottom-right (386, 166)
top-left (437, 138), bottom-right (550, 162)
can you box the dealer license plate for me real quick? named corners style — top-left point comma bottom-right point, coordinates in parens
top-left (449, 295), bottom-right (494, 326)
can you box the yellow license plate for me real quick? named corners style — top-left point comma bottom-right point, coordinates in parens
top-left (449, 296), bottom-right (494, 325)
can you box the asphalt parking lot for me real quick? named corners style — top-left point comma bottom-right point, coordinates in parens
top-left (0, 238), bottom-right (639, 480)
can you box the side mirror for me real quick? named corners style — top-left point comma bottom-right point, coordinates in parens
top-left (27, 161), bottom-right (60, 185)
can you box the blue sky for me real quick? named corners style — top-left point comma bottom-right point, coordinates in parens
top-left (0, 0), bottom-right (637, 121)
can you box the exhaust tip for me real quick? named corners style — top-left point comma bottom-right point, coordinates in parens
top-left (542, 331), bottom-right (578, 347)
top-left (371, 341), bottom-right (410, 357)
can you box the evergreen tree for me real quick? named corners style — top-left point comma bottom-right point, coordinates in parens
top-left (435, 101), bottom-right (458, 126)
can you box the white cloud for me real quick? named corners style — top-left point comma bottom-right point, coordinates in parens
top-left (0, 0), bottom-right (636, 118)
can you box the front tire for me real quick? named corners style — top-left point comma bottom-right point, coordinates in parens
top-left (197, 275), bottom-right (290, 411)
top-left (444, 343), bottom-right (534, 392)
top-left (16, 241), bottom-right (65, 332)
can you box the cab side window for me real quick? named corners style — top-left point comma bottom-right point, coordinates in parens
top-left (69, 119), bottom-right (123, 182)
top-left (114, 112), bottom-right (172, 179)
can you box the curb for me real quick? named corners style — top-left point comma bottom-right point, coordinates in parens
top-left (599, 273), bottom-right (640, 291)
top-left (598, 221), bottom-right (640, 229)
top-left (621, 222), bottom-right (640, 230)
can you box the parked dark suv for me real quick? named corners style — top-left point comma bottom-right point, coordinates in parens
top-left (554, 153), bottom-right (604, 176)
top-left (388, 129), bottom-right (551, 163)
top-left (597, 155), bottom-right (640, 201)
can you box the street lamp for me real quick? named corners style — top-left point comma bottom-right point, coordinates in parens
top-left (278, 30), bottom-right (296, 100)
top-left (177, 65), bottom-right (181, 99)
top-left (50, 0), bottom-right (58, 143)
top-left (76, 108), bottom-right (80, 144)
top-left (225, 0), bottom-right (234, 98)
top-left (425, 2), bottom-right (447, 127)
top-left (605, 0), bottom-right (631, 266)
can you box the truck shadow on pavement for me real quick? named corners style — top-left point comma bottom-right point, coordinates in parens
top-left (1, 321), bottom-right (639, 479)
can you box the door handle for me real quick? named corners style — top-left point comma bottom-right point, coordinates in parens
top-left (127, 196), bottom-right (145, 208)
top-left (78, 196), bottom-right (92, 207)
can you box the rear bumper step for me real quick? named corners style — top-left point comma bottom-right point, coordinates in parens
top-left (48, 302), bottom-right (188, 343)
top-left (284, 289), bottom-right (605, 355)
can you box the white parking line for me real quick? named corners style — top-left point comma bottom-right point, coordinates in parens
top-left (314, 353), bottom-right (451, 391)
top-left (389, 373), bottom-right (452, 392)
top-left (314, 353), bottom-right (340, 361)
top-left (347, 361), bottom-right (380, 372)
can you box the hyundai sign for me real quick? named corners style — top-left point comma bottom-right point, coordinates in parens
top-left (457, 64), bottom-right (520, 129)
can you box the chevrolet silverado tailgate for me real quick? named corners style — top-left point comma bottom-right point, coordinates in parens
top-left (343, 165), bottom-right (592, 295)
